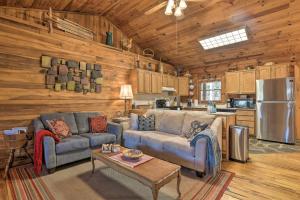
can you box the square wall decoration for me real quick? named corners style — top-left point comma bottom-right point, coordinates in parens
top-left (41, 56), bottom-right (103, 94)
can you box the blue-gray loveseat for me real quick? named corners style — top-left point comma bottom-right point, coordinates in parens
top-left (33, 112), bottom-right (122, 173)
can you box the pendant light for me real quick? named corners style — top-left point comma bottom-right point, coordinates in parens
top-left (179, 0), bottom-right (187, 10)
top-left (165, 0), bottom-right (187, 17)
top-left (165, 5), bottom-right (173, 15)
top-left (174, 7), bottom-right (183, 17)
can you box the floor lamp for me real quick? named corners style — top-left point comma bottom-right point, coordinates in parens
top-left (120, 84), bottom-right (133, 116)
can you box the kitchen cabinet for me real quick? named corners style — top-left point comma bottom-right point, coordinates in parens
top-left (144, 71), bottom-right (152, 93)
top-left (226, 70), bottom-right (255, 94)
top-left (271, 64), bottom-right (291, 79)
top-left (240, 70), bottom-right (256, 94)
top-left (178, 77), bottom-right (189, 96)
top-left (136, 69), bottom-right (145, 93)
top-left (257, 64), bottom-right (291, 80)
top-left (257, 66), bottom-right (271, 80)
top-left (151, 72), bottom-right (162, 93)
top-left (236, 109), bottom-right (256, 136)
top-left (162, 74), bottom-right (168, 87)
top-left (225, 72), bottom-right (240, 94)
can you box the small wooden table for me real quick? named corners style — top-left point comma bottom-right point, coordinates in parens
top-left (91, 149), bottom-right (181, 200)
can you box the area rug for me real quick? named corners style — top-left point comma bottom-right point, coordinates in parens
top-left (7, 161), bottom-right (234, 200)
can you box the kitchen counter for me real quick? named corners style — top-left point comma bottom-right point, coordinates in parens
top-left (183, 106), bottom-right (256, 111)
top-left (209, 112), bottom-right (236, 116)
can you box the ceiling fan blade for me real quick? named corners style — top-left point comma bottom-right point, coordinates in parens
top-left (144, 1), bottom-right (167, 15)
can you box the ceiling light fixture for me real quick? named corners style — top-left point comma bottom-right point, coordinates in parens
top-left (199, 28), bottom-right (249, 50)
top-left (165, 0), bottom-right (186, 17)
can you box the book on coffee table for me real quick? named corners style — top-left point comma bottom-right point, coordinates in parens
top-left (109, 153), bottom-right (154, 168)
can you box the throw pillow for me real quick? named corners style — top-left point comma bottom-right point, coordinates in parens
top-left (184, 120), bottom-right (209, 139)
top-left (89, 115), bottom-right (107, 133)
top-left (138, 114), bottom-right (155, 131)
top-left (47, 119), bottom-right (71, 138)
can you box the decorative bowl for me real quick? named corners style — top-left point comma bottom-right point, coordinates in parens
top-left (122, 149), bottom-right (143, 161)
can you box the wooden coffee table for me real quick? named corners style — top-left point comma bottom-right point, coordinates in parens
top-left (91, 149), bottom-right (181, 200)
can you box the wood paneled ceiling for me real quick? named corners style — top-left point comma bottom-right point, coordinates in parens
top-left (1, 0), bottom-right (300, 69)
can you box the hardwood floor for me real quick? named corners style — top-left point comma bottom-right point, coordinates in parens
top-left (222, 151), bottom-right (300, 200)
top-left (1, 150), bottom-right (300, 200)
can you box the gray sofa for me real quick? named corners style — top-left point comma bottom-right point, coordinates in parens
top-left (123, 110), bottom-right (222, 176)
top-left (33, 112), bottom-right (122, 172)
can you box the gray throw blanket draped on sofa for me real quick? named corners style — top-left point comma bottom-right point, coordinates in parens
top-left (189, 128), bottom-right (221, 177)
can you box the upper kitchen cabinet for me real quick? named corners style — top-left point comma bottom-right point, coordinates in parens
top-left (257, 66), bottom-right (271, 80)
top-left (226, 70), bottom-right (255, 94)
top-left (178, 77), bottom-right (189, 96)
top-left (240, 70), bottom-right (256, 94)
top-left (130, 69), bottom-right (151, 94)
top-left (225, 71), bottom-right (240, 94)
top-left (144, 70), bottom-right (152, 93)
top-left (151, 72), bottom-right (162, 93)
top-left (130, 69), bottom-right (145, 94)
top-left (162, 74), bottom-right (168, 87)
top-left (257, 64), bottom-right (292, 80)
top-left (271, 64), bottom-right (292, 79)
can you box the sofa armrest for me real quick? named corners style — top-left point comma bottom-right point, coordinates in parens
top-left (33, 118), bottom-right (45, 134)
top-left (210, 117), bottom-right (223, 152)
top-left (43, 136), bottom-right (57, 170)
top-left (107, 122), bottom-right (122, 144)
top-left (194, 138), bottom-right (207, 172)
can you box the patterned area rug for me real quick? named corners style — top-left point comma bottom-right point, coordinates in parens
top-left (6, 161), bottom-right (234, 200)
top-left (250, 138), bottom-right (300, 154)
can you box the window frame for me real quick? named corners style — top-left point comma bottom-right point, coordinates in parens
top-left (199, 79), bottom-right (222, 103)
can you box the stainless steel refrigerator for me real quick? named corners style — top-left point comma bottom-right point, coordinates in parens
top-left (256, 77), bottom-right (295, 144)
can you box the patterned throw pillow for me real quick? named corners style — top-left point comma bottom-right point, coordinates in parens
top-left (138, 114), bottom-right (155, 131)
top-left (47, 119), bottom-right (71, 138)
top-left (89, 116), bottom-right (107, 133)
top-left (184, 120), bottom-right (209, 139)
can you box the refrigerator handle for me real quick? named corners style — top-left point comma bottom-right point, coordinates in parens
top-left (290, 80), bottom-right (294, 101)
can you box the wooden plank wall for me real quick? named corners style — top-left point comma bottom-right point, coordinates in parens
top-left (0, 6), bottom-right (142, 54)
top-left (0, 8), bottom-right (175, 168)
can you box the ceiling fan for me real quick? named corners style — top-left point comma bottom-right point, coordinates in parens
top-left (144, 0), bottom-right (205, 16)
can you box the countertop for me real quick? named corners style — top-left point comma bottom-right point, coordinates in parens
top-left (183, 106), bottom-right (256, 111)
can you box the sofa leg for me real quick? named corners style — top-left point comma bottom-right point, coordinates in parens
top-left (47, 168), bottom-right (56, 174)
top-left (196, 171), bottom-right (205, 178)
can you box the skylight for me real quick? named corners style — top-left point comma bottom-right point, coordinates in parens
top-left (199, 28), bottom-right (248, 50)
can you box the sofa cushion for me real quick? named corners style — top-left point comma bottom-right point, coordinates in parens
top-left (140, 131), bottom-right (177, 151)
top-left (181, 112), bottom-right (216, 137)
top-left (55, 135), bottom-right (89, 154)
top-left (158, 111), bottom-right (185, 135)
top-left (163, 137), bottom-right (195, 158)
top-left (74, 112), bottom-right (100, 133)
top-left (123, 130), bottom-right (145, 148)
top-left (41, 113), bottom-right (79, 134)
top-left (145, 109), bottom-right (164, 130)
top-left (81, 133), bottom-right (116, 148)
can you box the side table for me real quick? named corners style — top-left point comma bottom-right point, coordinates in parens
top-left (3, 132), bottom-right (33, 179)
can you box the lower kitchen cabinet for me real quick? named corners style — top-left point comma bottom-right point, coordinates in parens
top-left (235, 109), bottom-right (256, 136)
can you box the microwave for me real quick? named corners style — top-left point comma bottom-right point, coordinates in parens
top-left (229, 98), bottom-right (255, 108)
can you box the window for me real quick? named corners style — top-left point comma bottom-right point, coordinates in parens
top-left (200, 80), bottom-right (222, 101)
top-left (199, 28), bottom-right (248, 50)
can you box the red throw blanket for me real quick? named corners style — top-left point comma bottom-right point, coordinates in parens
top-left (34, 130), bottom-right (60, 175)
